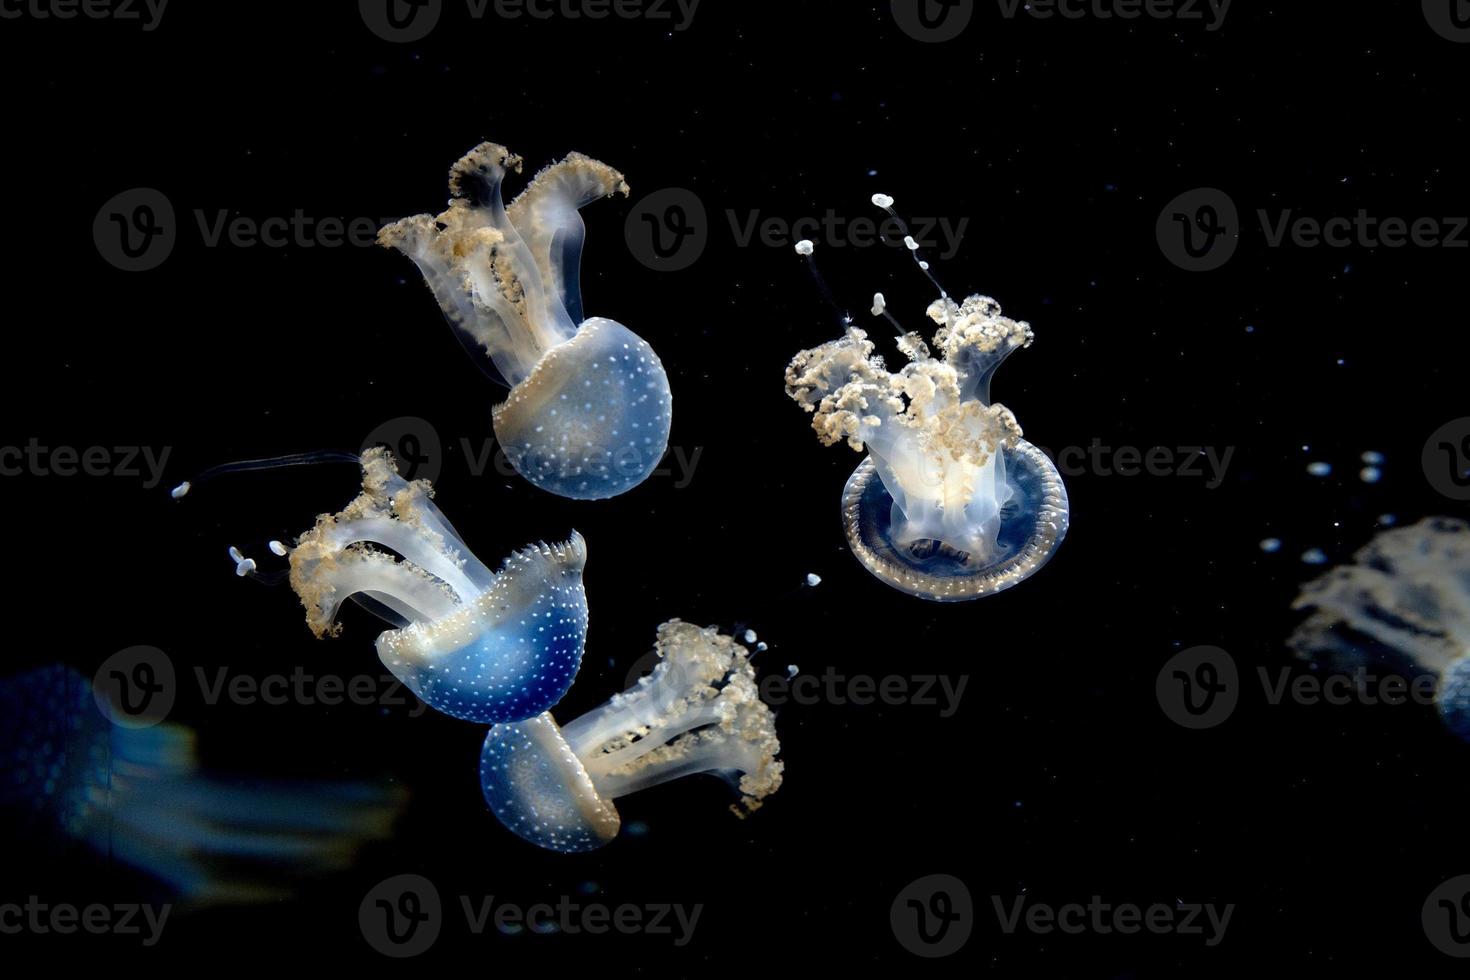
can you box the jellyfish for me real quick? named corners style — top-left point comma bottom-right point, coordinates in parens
top-left (1289, 517), bottom-right (1470, 740)
top-left (784, 206), bottom-right (1069, 601)
top-left (479, 620), bottom-right (783, 852)
top-left (281, 448), bottom-right (589, 724)
top-left (379, 142), bottom-right (673, 500)
top-left (0, 664), bottom-right (404, 906)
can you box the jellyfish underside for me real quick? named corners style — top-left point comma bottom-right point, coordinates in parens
top-left (1290, 517), bottom-right (1470, 739)
top-left (286, 448), bottom-right (589, 724)
top-left (479, 620), bottom-right (783, 853)
top-left (787, 295), bottom-right (1068, 601)
top-left (380, 143), bottom-right (672, 500)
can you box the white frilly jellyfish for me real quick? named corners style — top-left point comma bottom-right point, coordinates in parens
top-left (380, 143), bottom-right (673, 500)
top-left (479, 620), bottom-right (783, 852)
top-left (1290, 517), bottom-right (1470, 739)
top-left (785, 220), bottom-right (1069, 601)
top-left (286, 448), bottom-right (589, 724)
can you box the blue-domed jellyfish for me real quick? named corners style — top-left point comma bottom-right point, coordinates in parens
top-left (784, 204), bottom-right (1069, 601)
top-left (1290, 517), bottom-right (1470, 740)
top-left (379, 143), bottom-right (673, 500)
top-left (0, 663), bottom-right (404, 906)
top-left (279, 448), bottom-right (589, 724)
top-left (479, 620), bottom-right (783, 853)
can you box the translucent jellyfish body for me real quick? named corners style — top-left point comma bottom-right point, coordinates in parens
top-left (286, 448), bottom-right (589, 724)
top-left (380, 143), bottom-right (672, 500)
top-left (479, 620), bottom-right (783, 852)
top-left (1290, 517), bottom-right (1470, 739)
top-left (786, 290), bottom-right (1069, 601)
top-left (0, 664), bottom-right (403, 905)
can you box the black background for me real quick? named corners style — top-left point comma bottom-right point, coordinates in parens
top-left (3, 0), bottom-right (1469, 974)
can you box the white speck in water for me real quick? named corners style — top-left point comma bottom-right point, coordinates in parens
top-left (1260, 538), bottom-right (1282, 553)
top-left (1301, 548), bottom-right (1329, 565)
top-left (1306, 462), bottom-right (1332, 477)
top-left (794, 240), bottom-right (814, 256)
top-left (1359, 466), bottom-right (1382, 484)
top-left (171, 481), bottom-right (191, 499)
top-left (805, 572), bottom-right (822, 587)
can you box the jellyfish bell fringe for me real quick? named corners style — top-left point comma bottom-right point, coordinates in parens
top-left (380, 142), bottom-right (673, 501)
top-left (479, 620), bottom-right (783, 853)
top-left (786, 294), bottom-right (1069, 601)
top-left (286, 448), bottom-right (589, 724)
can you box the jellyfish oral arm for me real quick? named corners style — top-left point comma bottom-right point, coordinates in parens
top-left (379, 143), bottom-right (629, 387)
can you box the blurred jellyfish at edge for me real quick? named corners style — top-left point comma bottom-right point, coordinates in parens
top-left (479, 620), bottom-right (783, 853)
top-left (784, 197), bottom-right (1069, 601)
top-left (1290, 517), bottom-right (1470, 740)
top-left (278, 448), bottom-right (590, 724)
top-left (380, 142), bottom-right (673, 500)
top-left (0, 664), bottom-right (404, 906)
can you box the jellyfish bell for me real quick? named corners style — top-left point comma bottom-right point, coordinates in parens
top-left (285, 448), bottom-right (590, 724)
top-left (1291, 516), bottom-right (1470, 741)
top-left (380, 142), bottom-right (673, 500)
top-left (786, 229), bottom-right (1069, 601)
top-left (479, 620), bottom-right (783, 853)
